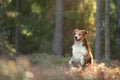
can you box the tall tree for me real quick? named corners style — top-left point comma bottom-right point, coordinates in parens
top-left (95, 0), bottom-right (101, 61)
top-left (15, 0), bottom-right (19, 55)
top-left (105, 0), bottom-right (110, 61)
top-left (52, 0), bottom-right (63, 57)
top-left (115, 0), bottom-right (120, 56)
top-left (117, 0), bottom-right (120, 29)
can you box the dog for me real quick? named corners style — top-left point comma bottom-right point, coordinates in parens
top-left (69, 29), bottom-right (93, 68)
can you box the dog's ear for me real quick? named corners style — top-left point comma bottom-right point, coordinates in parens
top-left (85, 30), bottom-right (88, 35)
top-left (82, 30), bottom-right (88, 35)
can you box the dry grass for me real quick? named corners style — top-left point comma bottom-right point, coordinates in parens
top-left (0, 54), bottom-right (120, 80)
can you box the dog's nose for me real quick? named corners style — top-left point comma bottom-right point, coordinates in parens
top-left (74, 36), bottom-right (77, 39)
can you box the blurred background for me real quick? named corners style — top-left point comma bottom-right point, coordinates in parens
top-left (0, 0), bottom-right (119, 60)
top-left (0, 0), bottom-right (120, 80)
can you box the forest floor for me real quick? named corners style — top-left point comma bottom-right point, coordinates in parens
top-left (0, 53), bottom-right (120, 80)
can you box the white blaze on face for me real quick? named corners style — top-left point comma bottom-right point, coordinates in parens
top-left (74, 33), bottom-right (81, 40)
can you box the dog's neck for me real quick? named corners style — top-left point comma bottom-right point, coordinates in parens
top-left (74, 41), bottom-right (83, 45)
top-left (74, 38), bottom-right (89, 49)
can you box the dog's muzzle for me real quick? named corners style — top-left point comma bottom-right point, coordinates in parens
top-left (74, 36), bottom-right (80, 41)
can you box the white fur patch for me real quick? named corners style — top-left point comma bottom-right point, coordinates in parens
top-left (71, 42), bottom-right (87, 65)
top-left (72, 42), bottom-right (87, 57)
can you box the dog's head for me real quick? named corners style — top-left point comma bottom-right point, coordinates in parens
top-left (73, 29), bottom-right (88, 41)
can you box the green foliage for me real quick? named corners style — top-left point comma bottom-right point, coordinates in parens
top-left (0, 0), bottom-right (118, 59)
top-left (0, 0), bottom-right (55, 54)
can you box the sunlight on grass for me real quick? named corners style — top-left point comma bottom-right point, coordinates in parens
top-left (8, 60), bottom-right (16, 71)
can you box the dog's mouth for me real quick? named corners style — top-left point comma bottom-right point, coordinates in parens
top-left (75, 39), bottom-right (81, 41)
top-left (74, 36), bottom-right (81, 41)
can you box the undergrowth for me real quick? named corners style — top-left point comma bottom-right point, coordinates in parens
top-left (0, 53), bottom-right (120, 80)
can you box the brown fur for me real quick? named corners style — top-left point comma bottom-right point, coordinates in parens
top-left (73, 29), bottom-right (93, 66)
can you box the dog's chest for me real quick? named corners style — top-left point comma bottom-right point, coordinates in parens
top-left (72, 43), bottom-right (87, 60)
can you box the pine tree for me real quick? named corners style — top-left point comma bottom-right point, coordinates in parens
top-left (52, 0), bottom-right (63, 57)
top-left (95, 0), bottom-right (102, 61)
top-left (115, 0), bottom-right (120, 57)
top-left (105, 0), bottom-right (110, 61)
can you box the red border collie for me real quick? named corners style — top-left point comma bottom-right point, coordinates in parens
top-left (69, 29), bottom-right (93, 68)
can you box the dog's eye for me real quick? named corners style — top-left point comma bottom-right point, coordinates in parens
top-left (79, 34), bottom-right (81, 35)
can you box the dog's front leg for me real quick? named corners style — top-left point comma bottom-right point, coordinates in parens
top-left (80, 56), bottom-right (85, 66)
top-left (69, 57), bottom-right (74, 68)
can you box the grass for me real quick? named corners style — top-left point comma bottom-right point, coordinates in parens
top-left (0, 53), bottom-right (120, 80)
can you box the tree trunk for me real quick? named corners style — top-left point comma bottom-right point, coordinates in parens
top-left (52, 0), bottom-right (63, 57)
top-left (115, 0), bottom-right (120, 57)
top-left (105, 0), bottom-right (110, 61)
top-left (15, 0), bottom-right (19, 55)
top-left (95, 0), bottom-right (101, 61)
top-left (117, 0), bottom-right (120, 29)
